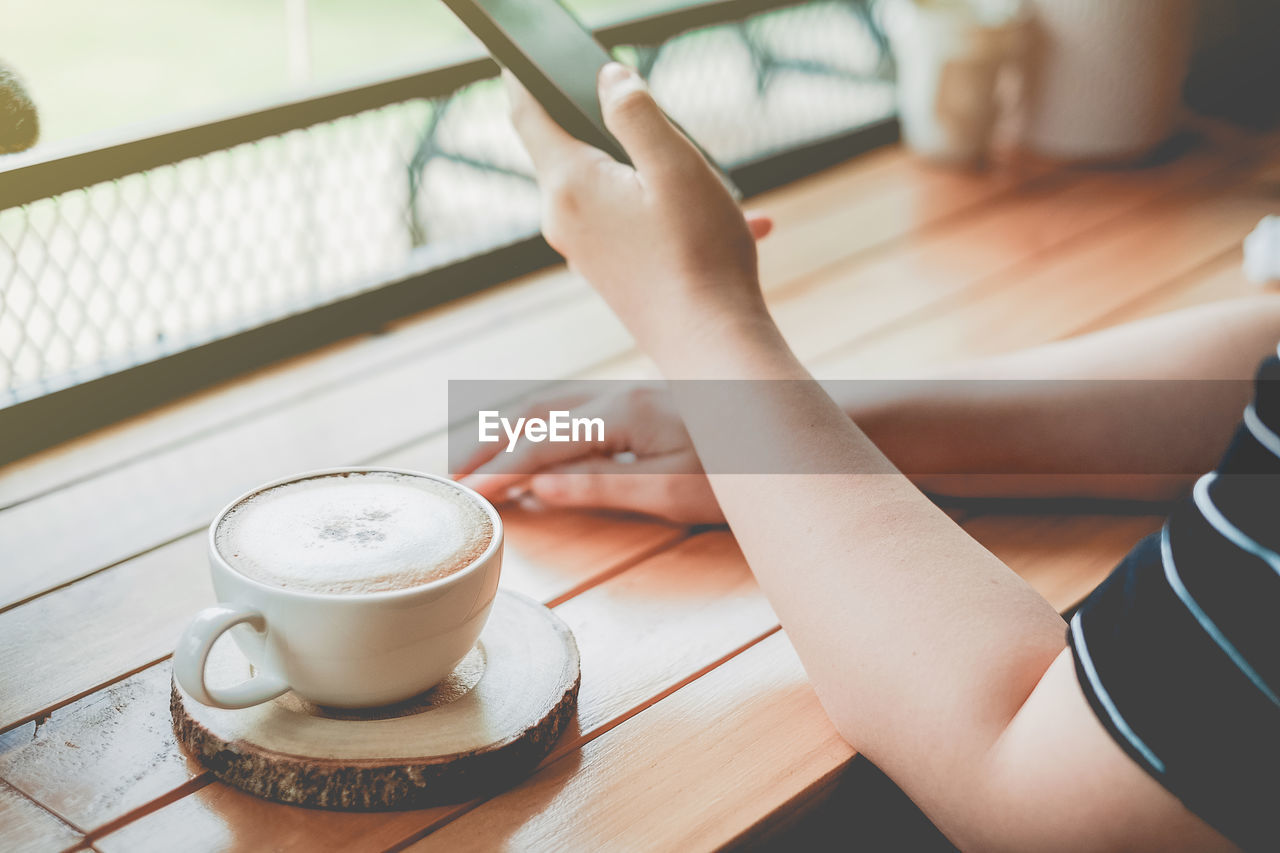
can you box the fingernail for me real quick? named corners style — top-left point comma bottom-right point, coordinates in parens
top-left (599, 62), bottom-right (640, 95)
top-left (517, 493), bottom-right (545, 513)
top-left (505, 485), bottom-right (529, 502)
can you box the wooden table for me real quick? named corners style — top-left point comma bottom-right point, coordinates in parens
top-left (3, 130), bottom-right (1277, 852)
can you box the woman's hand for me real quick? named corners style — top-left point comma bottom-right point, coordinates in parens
top-left (505, 63), bottom-right (771, 357)
top-left (456, 385), bottom-right (725, 524)
top-left (467, 63), bottom-right (771, 523)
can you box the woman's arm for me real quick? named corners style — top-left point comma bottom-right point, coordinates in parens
top-left (505, 64), bottom-right (1233, 849)
top-left (840, 296), bottom-right (1280, 502)
top-left (458, 298), bottom-right (1279, 519)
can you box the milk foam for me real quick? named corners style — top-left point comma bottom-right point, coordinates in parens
top-left (215, 472), bottom-right (493, 594)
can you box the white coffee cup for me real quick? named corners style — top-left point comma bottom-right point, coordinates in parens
top-left (174, 468), bottom-right (504, 710)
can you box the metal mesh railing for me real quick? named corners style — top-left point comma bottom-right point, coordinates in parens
top-left (0, 0), bottom-right (891, 407)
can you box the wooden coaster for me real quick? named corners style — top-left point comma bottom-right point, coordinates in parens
top-left (171, 589), bottom-right (580, 810)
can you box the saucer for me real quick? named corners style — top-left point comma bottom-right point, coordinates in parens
top-left (171, 589), bottom-right (580, 810)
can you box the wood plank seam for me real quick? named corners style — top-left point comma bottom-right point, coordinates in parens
top-left (376, 625), bottom-right (787, 853)
top-left (1072, 255), bottom-right (1265, 335)
top-left (34, 543), bottom-right (781, 842)
top-left (542, 529), bottom-right (697, 608)
top-left (806, 147), bottom-right (1278, 374)
top-left (760, 165), bottom-right (1067, 304)
top-left (0, 281), bottom-right (590, 514)
top-left (0, 774), bottom-right (86, 836)
top-left (0, 531), bottom-right (188, 617)
top-left (77, 775), bottom-right (214, 848)
top-left (1061, 248), bottom-right (1243, 339)
top-left (0, 652), bottom-right (170, 737)
top-left (759, 137), bottom-right (1257, 311)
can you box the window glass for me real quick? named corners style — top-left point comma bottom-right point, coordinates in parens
top-left (3, 0), bottom-right (674, 149)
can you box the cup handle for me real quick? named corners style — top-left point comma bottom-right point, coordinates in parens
top-left (174, 604), bottom-right (289, 709)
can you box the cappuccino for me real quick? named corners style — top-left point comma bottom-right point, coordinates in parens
top-left (215, 471), bottom-right (493, 594)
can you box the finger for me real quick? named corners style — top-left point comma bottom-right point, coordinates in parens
top-left (459, 468), bottom-right (535, 505)
top-left (596, 62), bottom-right (702, 181)
top-left (529, 454), bottom-right (719, 523)
top-left (746, 213), bottom-right (773, 242)
top-left (459, 438), bottom-right (588, 502)
top-left (504, 69), bottom-right (596, 179)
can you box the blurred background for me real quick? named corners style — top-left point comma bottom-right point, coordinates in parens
top-left (8, 0), bottom-right (672, 146)
top-left (0, 0), bottom-right (893, 426)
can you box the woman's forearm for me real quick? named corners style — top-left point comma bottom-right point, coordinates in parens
top-left (832, 296), bottom-right (1280, 500)
top-left (654, 312), bottom-right (1067, 799)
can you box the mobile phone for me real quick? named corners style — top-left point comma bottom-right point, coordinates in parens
top-left (441, 0), bottom-right (740, 197)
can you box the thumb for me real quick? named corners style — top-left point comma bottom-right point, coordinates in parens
top-left (597, 62), bottom-right (701, 181)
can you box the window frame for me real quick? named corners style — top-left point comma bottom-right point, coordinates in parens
top-left (0, 0), bottom-right (896, 465)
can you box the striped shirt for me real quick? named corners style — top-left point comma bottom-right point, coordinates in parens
top-left (1068, 350), bottom-right (1280, 851)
